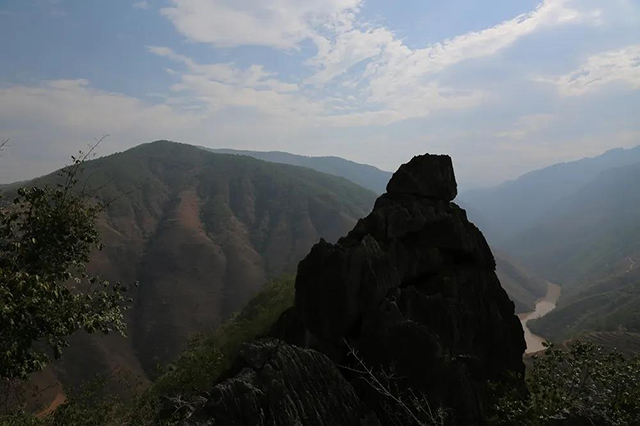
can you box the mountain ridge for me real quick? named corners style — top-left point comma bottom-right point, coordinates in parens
top-left (460, 144), bottom-right (640, 243)
top-left (206, 147), bottom-right (393, 194)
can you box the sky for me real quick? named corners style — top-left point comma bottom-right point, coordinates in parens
top-left (0, 0), bottom-right (639, 190)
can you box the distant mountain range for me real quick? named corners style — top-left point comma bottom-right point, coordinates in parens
top-left (460, 145), bottom-right (640, 244)
top-left (504, 161), bottom-right (640, 286)
top-left (206, 148), bottom-right (393, 194)
top-left (462, 144), bottom-right (640, 341)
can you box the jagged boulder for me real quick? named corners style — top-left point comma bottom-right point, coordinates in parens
top-left (182, 338), bottom-right (380, 426)
top-left (386, 154), bottom-right (457, 200)
top-left (292, 154), bottom-right (525, 424)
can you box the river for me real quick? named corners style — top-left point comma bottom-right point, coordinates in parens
top-left (518, 282), bottom-right (561, 354)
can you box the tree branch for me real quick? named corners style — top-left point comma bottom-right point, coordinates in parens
top-left (0, 139), bottom-right (9, 155)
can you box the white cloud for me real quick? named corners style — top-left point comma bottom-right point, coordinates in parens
top-left (133, 1), bottom-right (150, 10)
top-left (148, 46), bottom-right (318, 123)
top-left (149, 45), bottom-right (487, 127)
top-left (148, 46), bottom-right (299, 93)
top-left (537, 44), bottom-right (640, 96)
top-left (299, 0), bottom-right (595, 124)
top-left (349, 0), bottom-right (596, 109)
top-left (154, 0), bottom-right (605, 126)
top-left (161, 0), bottom-right (362, 49)
top-left (0, 79), bottom-right (203, 183)
top-left (306, 26), bottom-right (395, 85)
top-left (0, 79), bottom-right (198, 133)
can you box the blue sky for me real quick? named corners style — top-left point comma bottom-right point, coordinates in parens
top-left (0, 0), bottom-right (639, 189)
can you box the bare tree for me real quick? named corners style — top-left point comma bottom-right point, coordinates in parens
top-left (342, 340), bottom-right (448, 426)
top-left (0, 139), bottom-right (8, 155)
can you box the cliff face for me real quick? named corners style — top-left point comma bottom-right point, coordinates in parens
top-left (186, 154), bottom-right (525, 425)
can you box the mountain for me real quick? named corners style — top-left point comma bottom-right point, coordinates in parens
top-left (207, 148), bottom-right (393, 194)
top-left (504, 161), bottom-right (640, 286)
top-left (8, 141), bottom-right (377, 390)
top-left (460, 145), bottom-right (640, 244)
top-left (460, 145), bottom-right (640, 328)
top-left (486, 159), bottom-right (640, 342)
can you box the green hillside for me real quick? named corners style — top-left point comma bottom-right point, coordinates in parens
top-left (3, 140), bottom-right (377, 396)
top-left (207, 148), bottom-right (392, 194)
top-left (514, 162), bottom-right (640, 341)
top-left (530, 267), bottom-right (640, 342)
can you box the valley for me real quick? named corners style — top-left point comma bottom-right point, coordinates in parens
top-left (4, 140), bottom-right (640, 425)
top-left (461, 145), bottom-right (640, 349)
top-left (519, 282), bottom-right (561, 353)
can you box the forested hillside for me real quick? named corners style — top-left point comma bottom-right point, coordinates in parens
top-left (3, 140), bottom-right (377, 393)
top-left (208, 148), bottom-right (392, 194)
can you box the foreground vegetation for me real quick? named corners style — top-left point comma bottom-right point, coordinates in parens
top-left (0, 148), bottom-right (130, 382)
top-left (0, 275), bottom-right (295, 425)
top-left (7, 311), bottom-right (640, 425)
top-left (491, 341), bottom-right (640, 425)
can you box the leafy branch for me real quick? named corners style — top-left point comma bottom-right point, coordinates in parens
top-left (0, 139), bottom-right (132, 384)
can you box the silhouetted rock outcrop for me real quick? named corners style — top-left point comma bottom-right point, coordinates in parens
top-left (293, 154), bottom-right (525, 424)
top-left (188, 154), bottom-right (525, 425)
top-left (182, 339), bottom-right (380, 426)
top-left (385, 154), bottom-right (457, 200)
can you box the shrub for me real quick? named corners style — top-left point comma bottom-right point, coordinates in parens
top-left (0, 145), bottom-right (130, 382)
top-left (491, 340), bottom-right (640, 425)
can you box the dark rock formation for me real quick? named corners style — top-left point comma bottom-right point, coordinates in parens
top-left (293, 153), bottom-right (525, 424)
top-left (183, 339), bottom-right (380, 426)
top-left (188, 154), bottom-right (525, 425)
top-left (386, 154), bottom-right (457, 200)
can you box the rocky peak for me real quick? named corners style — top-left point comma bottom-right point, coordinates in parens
top-left (386, 154), bottom-right (457, 201)
top-left (185, 153), bottom-right (525, 426)
top-left (292, 153), bottom-right (524, 424)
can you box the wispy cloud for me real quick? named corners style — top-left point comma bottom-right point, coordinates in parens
top-left (148, 45), bottom-right (485, 127)
top-left (537, 44), bottom-right (640, 96)
top-left (0, 79), bottom-right (202, 182)
top-left (154, 0), bottom-right (599, 126)
top-left (161, 0), bottom-right (362, 49)
top-left (133, 1), bottom-right (150, 10)
top-left (496, 114), bottom-right (555, 140)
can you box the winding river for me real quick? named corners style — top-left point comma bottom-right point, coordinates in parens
top-left (518, 282), bottom-right (561, 354)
